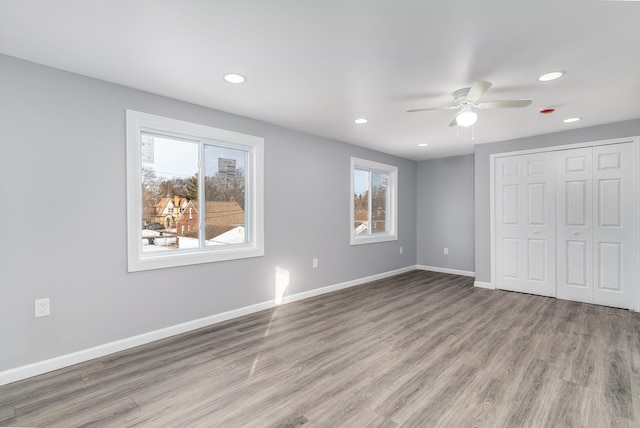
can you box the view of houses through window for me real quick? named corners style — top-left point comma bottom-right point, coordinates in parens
top-left (353, 168), bottom-right (388, 235)
top-left (141, 132), bottom-right (247, 253)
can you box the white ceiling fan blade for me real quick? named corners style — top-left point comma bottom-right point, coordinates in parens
top-left (477, 99), bottom-right (532, 109)
top-left (406, 105), bottom-right (458, 113)
top-left (465, 81), bottom-right (492, 103)
top-left (448, 114), bottom-right (459, 127)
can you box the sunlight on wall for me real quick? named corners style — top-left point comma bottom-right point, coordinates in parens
top-left (275, 266), bottom-right (290, 304)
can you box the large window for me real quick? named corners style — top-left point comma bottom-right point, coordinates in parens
top-left (126, 110), bottom-right (264, 271)
top-left (350, 157), bottom-right (398, 245)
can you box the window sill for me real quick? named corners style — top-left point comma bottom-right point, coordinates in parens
top-left (350, 233), bottom-right (398, 246)
top-left (128, 245), bottom-right (264, 272)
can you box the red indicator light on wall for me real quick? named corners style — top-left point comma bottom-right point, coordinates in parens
top-left (539, 108), bottom-right (555, 114)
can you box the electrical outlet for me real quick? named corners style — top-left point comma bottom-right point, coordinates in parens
top-left (444, 247), bottom-right (449, 255)
top-left (399, 246), bottom-right (403, 254)
top-left (312, 258), bottom-right (318, 268)
top-left (34, 298), bottom-right (50, 318)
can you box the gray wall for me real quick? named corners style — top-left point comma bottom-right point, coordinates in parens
top-left (474, 119), bottom-right (640, 284)
top-left (0, 55), bottom-right (417, 371)
top-left (417, 155), bottom-right (474, 272)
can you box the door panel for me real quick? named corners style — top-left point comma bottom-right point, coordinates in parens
top-left (502, 238), bottom-right (519, 279)
top-left (598, 179), bottom-right (622, 227)
top-left (566, 155), bottom-right (587, 172)
top-left (528, 159), bottom-right (546, 175)
top-left (556, 148), bottom-right (593, 303)
top-left (597, 242), bottom-right (622, 291)
top-left (598, 152), bottom-right (621, 170)
top-left (528, 183), bottom-right (546, 225)
top-left (593, 143), bottom-right (635, 308)
top-left (495, 152), bottom-right (556, 297)
top-left (566, 240), bottom-right (588, 287)
top-left (528, 239), bottom-right (547, 281)
top-left (502, 185), bottom-right (519, 225)
top-left (565, 181), bottom-right (587, 226)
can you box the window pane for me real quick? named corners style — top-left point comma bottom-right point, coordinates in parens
top-left (203, 144), bottom-right (248, 246)
top-left (141, 133), bottom-right (198, 253)
top-left (353, 168), bottom-right (370, 235)
top-left (371, 172), bottom-right (388, 234)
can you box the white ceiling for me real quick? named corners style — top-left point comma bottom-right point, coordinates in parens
top-left (1, 0), bottom-right (639, 160)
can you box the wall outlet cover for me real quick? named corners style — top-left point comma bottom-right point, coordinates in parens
top-left (34, 298), bottom-right (50, 318)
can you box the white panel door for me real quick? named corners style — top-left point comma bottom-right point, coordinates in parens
top-left (556, 148), bottom-right (593, 303)
top-left (495, 152), bottom-right (556, 297)
top-left (592, 143), bottom-right (635, 309)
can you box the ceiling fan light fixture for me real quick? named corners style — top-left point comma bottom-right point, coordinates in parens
top-left (456, 109), bottom-right (478, 127)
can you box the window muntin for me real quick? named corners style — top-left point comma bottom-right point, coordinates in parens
top-left (350, 157), bottom-right (397, 245)
top-left (127, 110), bottom-right (263, 271)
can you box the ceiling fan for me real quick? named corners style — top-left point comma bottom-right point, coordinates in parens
top-left (407, 81), bottom-right (532, 127)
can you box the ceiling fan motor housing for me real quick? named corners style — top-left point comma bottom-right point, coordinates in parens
top-left (453, 87), bottom-right (472, 106)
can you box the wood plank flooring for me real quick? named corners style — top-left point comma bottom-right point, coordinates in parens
top-left (2, 270), bottom-right (640, 427)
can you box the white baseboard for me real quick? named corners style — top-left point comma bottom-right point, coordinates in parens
top-left (417, 265), bottom-right (475, 277)
top-left (280, 265), bottom-right (416, 304)
top-left (0, 265), bottom-right (416, 386)
top-left (474, 281), bottom-right (495, 289)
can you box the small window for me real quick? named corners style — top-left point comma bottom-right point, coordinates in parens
top-left (126, 110), bottom-right (264, 271)
top-left (350, 157), bottom-right (398, 245)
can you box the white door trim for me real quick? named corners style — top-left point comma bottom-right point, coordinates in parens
top-left (489, 136), bottom-right (640, 311)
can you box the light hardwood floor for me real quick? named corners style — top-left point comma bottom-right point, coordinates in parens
top-left (2, 270), bottom-right (640, 427)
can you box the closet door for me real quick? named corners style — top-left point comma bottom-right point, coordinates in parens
top-left (495, 152), bottom-right (556, 297)
top-left (556, 148), bottom-right (593, 303)
top-left (556, 142), bottom-right (635, 309)
top-left (592, 143), bottom-right (635, 309)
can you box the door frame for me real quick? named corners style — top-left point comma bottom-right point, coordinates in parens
top-left (489, 136), bottom-right (640, 311)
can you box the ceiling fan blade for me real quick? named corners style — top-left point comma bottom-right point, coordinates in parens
top-left (449, 114), bottom-right (459, 127)
top-left (465, 81), bottom-right (492, 103)
top-left (406, 106), bottom-right (457, 113)
top-left (477, 99), bottom-right (533, 109)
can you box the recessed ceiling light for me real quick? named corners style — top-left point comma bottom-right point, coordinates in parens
top-left (538, 71), bottom-right (565, 82)
top-left (564, 117), bottom-right (581, 123)
top-left (418, 143), bottom-right (429, 147)
top-left (354, 118), bottom-right (368, 124)
top-left (224, 73), bottom-right (246, 84)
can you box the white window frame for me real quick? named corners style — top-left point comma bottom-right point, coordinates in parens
top-left (350, 157), bottom-right (398, 245)
top-left (126, 110), bottom-right (264, 272)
